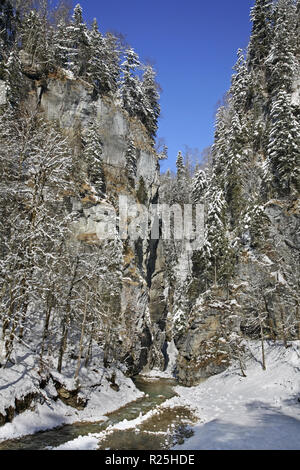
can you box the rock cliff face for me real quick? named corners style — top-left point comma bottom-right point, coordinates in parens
top-left (23, 71), bottom-right (167, 375)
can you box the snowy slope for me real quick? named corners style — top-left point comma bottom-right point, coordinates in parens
top-left (0, 339), bottom-right (143, 442)
top-left (169, 341), bottom-right (300, 450)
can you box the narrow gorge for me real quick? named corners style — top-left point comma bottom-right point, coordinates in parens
top-left (0, 0), bottom-right (299, 450)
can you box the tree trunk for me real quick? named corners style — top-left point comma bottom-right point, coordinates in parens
top-left (57, 257), bottom-right (79, 373)
top-left (237, 349), bottom-right (247, 377)
top-left (103, 329), bottom-right (112, 369)
top-left (85, 333), bottom-right (93, 368)
top-left (279, 304), bottom-right (288, 348)
top-left (57, 311), bottom-right (70, 374)
top-left (2, 280), bottom-right (15, 340)
top-left (74, 294), bottom-right (88, 380)
top-left (214, 258), bottom-right (217, 286)
top-left (39, 293), bottom-right (54, 373)
top-left (259, 316), bottom-right (266, 371)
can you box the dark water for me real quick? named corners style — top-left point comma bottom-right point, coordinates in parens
top-left (0, 377), bottom-right (196, 450)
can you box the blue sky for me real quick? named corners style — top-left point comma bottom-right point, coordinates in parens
top-left (79, 0), bottom-right (254, 172)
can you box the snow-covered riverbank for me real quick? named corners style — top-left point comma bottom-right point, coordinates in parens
top-left (0, 340), bottom-right (143, 443)
top-left (168, 341), bottom-right (300, 450)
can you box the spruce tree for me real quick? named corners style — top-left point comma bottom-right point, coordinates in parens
top-left (248, 0), bottom-right (273, 69)
top-left (125, 139), bottom-right (137, 187)
top-left (230, 49), bottom-right (249, 113)
top-left (175, 150), bottom-right (190, 204)
top-left (199, 187), bottom-right (234, 287)
top-left (53, 19), bottom-right (69, 69)
top-left (141, 65), bottom-right (160, 139)
top-left (104, 32), bottom-right (120, 95)
top-left (267, 0), bottom-right (298, 94)
top-left (87, 19), bottom-right (105, 93)
top-left (191, 169), bottom-right (207, 203)
top-left (121, 47), bottom-right (144, 118)
top-left (88, 20), bottom-right (120, 96)
top-left (266, 89), bottom-right (300, 194)
top-left (243, 203), bottom-right (270, 249)
top-left (224, 110), bottom-right (249, 224)
top-left (176, 150), bottom-right (184, 179)
top-left (83, 124), bottom-right (105, 197)
top-left (65, 3), bottom-right (90, 77)
top-left (212, 105), bottom-right (230, 175)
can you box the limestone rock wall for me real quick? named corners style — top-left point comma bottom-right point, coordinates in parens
top-left (24, 71), bottom-right (167, 375)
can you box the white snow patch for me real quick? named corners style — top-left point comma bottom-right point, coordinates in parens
top-left (53, 434), bottom-right (99, 450)
top-left (166, 341), bottom-right (300, 450)
top-left (0, 80), bottom-right (7, 105)
top-left (291, 79), bottom-right (300, 106)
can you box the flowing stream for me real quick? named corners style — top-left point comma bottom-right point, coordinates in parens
top-left (0, 377), bottom-right (198, 450)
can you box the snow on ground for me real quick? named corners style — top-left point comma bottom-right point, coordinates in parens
top-left (0, 354), bottom-right (40, 417)
top-left (166, 341), bottom-right (300, 450)
top-left (0, 339), bottom-right (143, 442)
top-left (0, 372), bottom-right (142, 443)
top-left (51, 407), bottom-right (163, 450)
top-left (50, 434), bottom-right (100, 451)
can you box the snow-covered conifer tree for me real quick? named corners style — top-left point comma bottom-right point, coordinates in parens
top-left (175, 150), bottom-right (190, 204)
top-left (87, 19), bottom-right (105, 92)
top-left (103, 32), bottom-right (120, 95)
top-left (266, 0), bottom-right (298, 94)
top-left (87, 22), bottom-right (120, 96)
top-left (198, 187), bottom-right (234, 287)
top-left (248, 0), bottom-right (273, 69)
top-left (212, 105), bottom-right (231, 173)
top-left (82, 124), bottom-right (105, 197)
top-left (65, 3), bottom-right (90, 77)
top-left (120, 47), bottom-right (144, 118)
top-left (53, 19), bottom-right (70, 69)
top-left (266, 89), bottom-right (300, 194)
top-left (191, 169), bottom-right (207, 204)
top-left (141, 65), bottom-right (160, 139)
top-left (176, 150), bottom-right (184, 179)
top-left (125, 139), bottom-right (137, 187)
top-left (230, 49), bottom-right (250, 113)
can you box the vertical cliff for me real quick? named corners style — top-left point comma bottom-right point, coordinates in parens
top-left (21, 70), bottom-right (169, 375)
